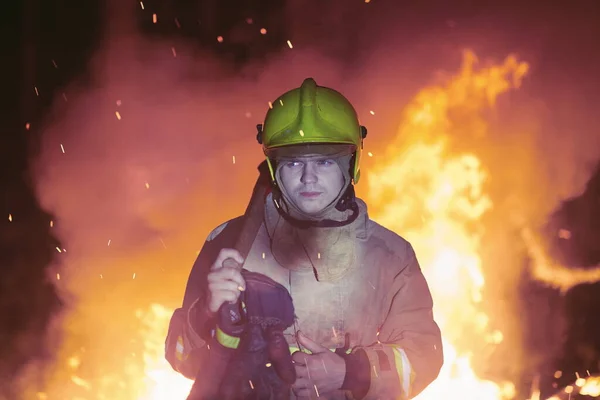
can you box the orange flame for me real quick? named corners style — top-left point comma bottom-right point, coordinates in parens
top-left (366, 50), bottom-right (528, 399)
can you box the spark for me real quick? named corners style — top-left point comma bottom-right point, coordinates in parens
top-left (368, 152), bottom-right (373, 157)
top-left (67, 356), bottom-right (80, 368)
top-left (331, 326), bottom-right (337, 337)
top-left (286, 40), bottom-right (293, 49)
top-left (51, 59), bottom-right (58, 68)
top-left (145, 182), bottom-right (150, 189)
top-left (314, 384), bottom-right (320, 397)
top-left (565, 386), bottom-right (574, 394)
top-left (60, 144), bottom-right (65, 153)
top-left (558, 229), bottom-right (571, 239)
top-left (262, 252), bottom-right (266, 259)
top-left (25, 122), bottom-right (30, 130)
top-left (8, 214), bottom-right (12, 222)
top-left (139, 1), bottom-right (144, 9)
top-left (279, 99), bottom-right (284, 106)
top-left (317, 252), bottom-right (321, 259)
top-left (71, 376), bottom-right (90, 389)
top-left (246, 18), bottom-right (253, 24)
top-left (217, 36), bottom-right (224, 43)
top-left (56, 273), bottom-right (61, 280)
top-left (116, 99), bottom-right (122, 106)
top-left (299, 129), bottom-right (305, 137)
top-left (237, 286), bottom-right (245, 292)
top-left (232, 155), bottom-right (236, 164)
top-left (304, 356), bottom-right (311, 379)
top-left (56, 247), bottom-right (62, 253)
top-left (152, 13), bottom-right (157, 23)
top-left (107, 239), bottom-right (111, 246)
top-left (115, 111), bottom-right (122, 120)
top-left (100, 274), bottom-right (103, 279)
top-left (34, 86), bottom-right (39, 96)
top-left (174, 18), bottom-right (181, 28)
top-left (369, 110), bottom-right (375, 115)
top-left (260, 28), bottom-right (267, 35)
top-left (160, 238), bottom-right (167, 248)
top-left (249, 380), bottom-right (254, 389)
top-left (268, 101), bottom-right (273, 109)
top-left (50, 220), bottom-right (53, 227)
top-left (133, 273), bottom-right (136, 279)
top-left (171, 47), bottom-right (177, 57)
top-left (265, 363), bottom-right (271, 367)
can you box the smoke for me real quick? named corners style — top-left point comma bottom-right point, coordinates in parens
top-left (26, 0), bottom-right (600, 397)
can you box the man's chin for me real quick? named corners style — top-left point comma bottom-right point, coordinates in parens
top-left (297, 203), bottom-right (326, 216)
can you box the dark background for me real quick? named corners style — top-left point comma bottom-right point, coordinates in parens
top-left (1, 0), bottom-right (599, 398)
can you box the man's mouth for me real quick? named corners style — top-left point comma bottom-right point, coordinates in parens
top-left (299, 191), bottom-right (322, 198)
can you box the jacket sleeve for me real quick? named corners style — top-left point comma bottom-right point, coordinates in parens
top-left (164, 217), bottom-right (243, 379)
top-left (344, 242), bottom-right (443, 400)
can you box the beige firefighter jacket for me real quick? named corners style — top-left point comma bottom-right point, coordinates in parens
top-left (166, 195), bottom-right (443, 399)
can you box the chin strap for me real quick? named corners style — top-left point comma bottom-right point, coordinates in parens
top-left (271, 185), bottom-right (359, 229)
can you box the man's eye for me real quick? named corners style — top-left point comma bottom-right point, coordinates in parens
top-left (286, 161), bottom-right (303, 168)
top-left (317, 159), bottom-right (335, 166)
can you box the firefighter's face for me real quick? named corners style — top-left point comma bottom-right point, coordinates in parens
top-left (277, 155), bottom-right (345, 215)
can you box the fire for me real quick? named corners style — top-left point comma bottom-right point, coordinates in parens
top-left (135, 305), bottom-right (193, 399)
top-left (35, 303), bottom-right (193, 399)
top-left (34, 50), bottom-right (588, 400)
top-left (366, 50), bottom-right (528, 399)
top-left (547, 375), bottom-right (600, 399)
top-left (520, 226), bottom-right (600, 292)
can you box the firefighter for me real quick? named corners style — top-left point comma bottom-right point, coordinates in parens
top-left (166, 78), bottom-right (443, 399)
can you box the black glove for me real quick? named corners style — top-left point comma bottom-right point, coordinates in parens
top-left (217, 270), bottom-right (296, 400)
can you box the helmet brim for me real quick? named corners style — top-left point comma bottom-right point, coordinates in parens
top-left (265, 143), bottom-right (355, 159)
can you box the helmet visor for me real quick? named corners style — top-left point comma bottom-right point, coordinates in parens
top-left (265, 143), bottom-right (355, 160)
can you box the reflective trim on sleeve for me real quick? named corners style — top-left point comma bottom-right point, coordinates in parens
top-left (392, 347), bottom-right (416, 399)
top-left (175, 335), bottom-right (187, 361)
top-left (215, 326), bottom-right (240, 349)
top-left (289, 345), bottom-right (349, 355)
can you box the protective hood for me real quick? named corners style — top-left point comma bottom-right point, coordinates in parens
top-left (273, 153), bottom-right (354, 224)
top-left (264, 190), bottom-right (368, 282)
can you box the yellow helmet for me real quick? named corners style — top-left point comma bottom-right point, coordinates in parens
top-left (256, 78), bottom-right (367, 184)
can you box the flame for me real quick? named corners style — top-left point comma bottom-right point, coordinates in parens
top-left (35, 303), bottom-right (193, 399)
top-left (520, 225), bottom-right (600, 292)
top-left (366, 50), bottom-right (528, 399)
top-left (547, 375), bottom-right (600, 399)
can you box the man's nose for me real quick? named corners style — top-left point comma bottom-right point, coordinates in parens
top-left (300, 162), bottom-right (317, 184)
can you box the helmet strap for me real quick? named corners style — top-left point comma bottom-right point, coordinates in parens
top-left (271, 184), bottom-right (359, 229)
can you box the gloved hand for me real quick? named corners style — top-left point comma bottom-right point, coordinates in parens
top-left (214, 298), bottom-right (246, 351)
top-left (217, 270), bottom-right (296, 400)
top-left (291, 332), bottom-right (347, 398)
